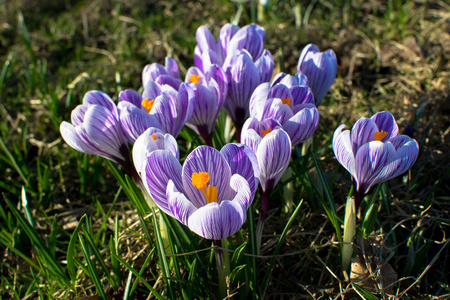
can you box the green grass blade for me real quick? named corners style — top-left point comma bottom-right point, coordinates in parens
top-left (79, 235), bottom-right (107, 300)
top-left (67, 214), bottom-right (87, 281)
top-left (311, 153), bottom-right (342, 246)
top-left (0, 135), bottom-right (29, 186)
top-left (82, 226), bottom-right (116, 288)
top-left (4, 197), bottom-right (71, 288)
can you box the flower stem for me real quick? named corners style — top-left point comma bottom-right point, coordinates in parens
top-left (213, 239), bottom-right (230, 298)
top-left (256, 188), bottom-right (270, 254)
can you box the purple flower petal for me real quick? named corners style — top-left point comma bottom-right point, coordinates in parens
top-left (167, 180), bottom-right (197, 226)
top-left (142, 150), bottom-right (183, 216)
top-left (351, 117), bottom-right (379, 155)
top-left (118, 101), bottom-right (163, 143)
top-left (84, 105), bottom-right (129, 162)
top-left (182, 146), bottom-right (234, 207)
top-left (83, 91), bottom-right (119, 119)
top-left (187, 199), bottom-right (246, 240)
top-left (283, 105), bottom-right (319, 146)
top-left (227, 24), bottom-right (265, 61)
top-left (60, 121), bottom-right (97, 156)
top-left (119, 90), bottom-right (144, 109)
top-left (354, 141), bottom-right (395, 194)
top-left (371, 111), bottom-right (399, 141)
top-left (220, 143), bottom-right (260, 197)
top-left (71, 105), bottom-right (88, 126)
top-left (255, 49), bottom-right (274, 83)
top-left (332, 125), bottom-right (356, 179)
top-left (380, 136), bottom-right (419, 181)
top-left (241, 117), bottom-right (282, 154)
top-left (196, 25), bottom-right (218, 55)
top-left (132, 127), bottom-right (176, 174)
top-left (257, 128), bottom-right (292, 192)
top-left (249, 82), bottom-right (272, 120)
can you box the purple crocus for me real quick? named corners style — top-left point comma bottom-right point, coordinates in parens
top-left (297, 44), bottom-right (337, 106)
top-left (241, 121), bottom-right (292, 251)
top-left (184, 65), bottom-right (228, 146)
top-left (141, 144), bottom-right (259, 240)
top-left (60, 90), bottom-right (130, 165)
top-left (142, 57), bottom-right (183, 91)
top-left (118, 82), bottom-right (195, 139)
top-left (249, 79), bottom-right (319, 146)
top-left (222, 49), bottom-right (274, 138)
top-left (332, 111), bottom-right (419, 209)
top-left (194, 23), bottom-right (266, 73)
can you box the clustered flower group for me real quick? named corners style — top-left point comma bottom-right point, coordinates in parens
top-left (60, 23), bottom-right (418, 242)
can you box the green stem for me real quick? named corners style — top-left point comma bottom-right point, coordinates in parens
top-left (256, 188), bottom-right (270, 254)
top-left (342, 195), bottom-right (356, 271)
top-left (214, 239), bottom-right (230, 298)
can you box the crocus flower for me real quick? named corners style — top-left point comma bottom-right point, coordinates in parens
top-left (60, 90), bottom-right (130, 165)
top-left (184, 65), bottom-right (228, 146)
top-left (132, 127), bottom-right (179, 174)
top-left (118, 82), bottom-right (195, 139)
top-left (194, 23), bottom-right (266, 73)
top-left (241, 121), bottom-right (292, 252)
top-left (141, 144), bottom-right (259, 240)
top-left (249, 80), bottom-right (319, 146)
top-left (297, 43), bottom-right (337, 106)
top-left (241, 120), bottom-right (291, 192)
top-left (142, 57), bottom-right (182, 91)
top-left (332, 111), bottom-right (419, 208)
top-left (222, 49), bottom-right (274, 135)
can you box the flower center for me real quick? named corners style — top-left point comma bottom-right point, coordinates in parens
top-left (281, 98), bottom-right (292, 105)
top-left (374, 130), bottom-right (388, 141)
top-left (191, 172), bottom-right (218, 204)
top-left (261, 128), bottom-right (272, 136)
top-left (142, 98), bottom-right (155, 113)
top-left (151, 134), bottom-right (157, 140)
top-left (188, 74), bottom-right (201, 84)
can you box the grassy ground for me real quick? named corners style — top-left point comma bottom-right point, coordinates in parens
top-left (0, 0), bottom-right (449, 299)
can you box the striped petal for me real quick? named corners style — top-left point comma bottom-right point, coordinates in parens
top-left (187, 200), bottom-right (246, 240)
top-left (220, 143), bottom-right (260, 199)
top-left (167, 180), bottom-right (197, 226)
top-left (82, 90), bottom-right (118, 119)
top-left (118, 89), bottom-right (144, 109)
top-left (351, 117), bottom-right (379, 155)
top-left (283, 105), bottom-right (319, 146)
top-left (118, 101), bottom-right (163, 143)
top-left (257, 128), bottom-right (292, 192)
top-left (142, 150), bottom-right (183, 216)
top-left (332, 125), bottom-right (356, 179)
top-left (371, 111), bottom-right (399, 141)
top-left (60, 122), bottom-right (97, 156)
top-left (132, 127), bottom-right (176, 174)
top-left (84, 105), bottom-right (129, 162)
top-left (182, 146), bottom-right (234, 207)
top-left (354, 141), bottom-right (395, 194)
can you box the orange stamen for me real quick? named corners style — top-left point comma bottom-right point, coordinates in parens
top-left (191, 172), bottom-right (218, 203)
top-left (374, 130), bottom-right (388, 141)
top-left (142, 98), bottom-right (155, 113)
top-left (151, 134), bottom-right (157, 141)
top-left (281, 98), bottom-right (292, 105)
top-left (261, 128), bottom-right (273, 136)
top-left (188, 74), bottom-right (201, 84)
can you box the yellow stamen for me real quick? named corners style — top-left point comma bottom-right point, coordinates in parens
top-left (188, 74), bottom-right (201, 84)
top-left (142, 98), bottom-right (155, 113)
top-left (151, 134), bottom-right (157, 140)
top-left (281, 98), bottom-right (292, 105)
top-left (261, 128), bottom-right (272, 136)
top-left (374, 130), bottom-right (388, 141)
top-left (191, 172), bottom-right (218, 203)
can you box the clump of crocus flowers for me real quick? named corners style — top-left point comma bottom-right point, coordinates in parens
top-left (60, 20), bottom-right (419, 298)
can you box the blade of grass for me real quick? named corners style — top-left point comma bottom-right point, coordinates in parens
top-left (0, 136), bottom-right (29, 186)
top-left (79, 235), bottom-right (107, 300)
top-left (311, 153), bottom-right (342, 246)
top-left (4, 197), bottom-right (71, 288)
top-left (67, 214), bottom-right (87, 281)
